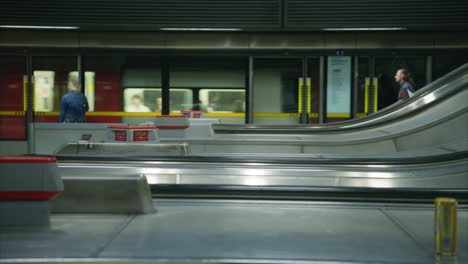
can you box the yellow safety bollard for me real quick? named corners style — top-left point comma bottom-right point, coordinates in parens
top-left (434, 197), bottom-right (458, 255)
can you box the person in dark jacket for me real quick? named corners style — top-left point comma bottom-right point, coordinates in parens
top-left (394, 68), bottom-right (415, 100)
top-left (59, 80), bottom-right (89, 123)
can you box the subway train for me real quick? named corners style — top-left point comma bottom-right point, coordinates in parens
top-left (1, 54), bottom-right (468, 140)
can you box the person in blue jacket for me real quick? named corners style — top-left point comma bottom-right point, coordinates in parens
top-left (59, 80), bottom-right (89, 123)
top-left (394, 68), bottom-right (415, 100)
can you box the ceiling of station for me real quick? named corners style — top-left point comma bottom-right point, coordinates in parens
top-left (1, 0), bottom-right (467, 31)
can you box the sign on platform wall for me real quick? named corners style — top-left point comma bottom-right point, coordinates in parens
top-left (326, 56), bottom-right (351, 115)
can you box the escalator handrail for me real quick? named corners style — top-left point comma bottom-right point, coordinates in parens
top-left (213, 62), bottom-right (468, 133)
top-left (47, 150), bottom-right (468, 166)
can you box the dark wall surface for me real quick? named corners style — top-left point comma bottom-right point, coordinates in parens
top-left (1, 0), bottom-right (467, 31)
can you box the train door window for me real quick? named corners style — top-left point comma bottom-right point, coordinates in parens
top-left (170, 89), bottom-right (193, 112)
top-left (199, 89), bottom-right (245, 113)
top-left (68, 72), bottom-right (96, 112)
top-left (253, 58), bottom-right (302, 125)
top-left (32, 56), bottom-right (77, 122)
top-left (33, 71), bottom-right (55, 112)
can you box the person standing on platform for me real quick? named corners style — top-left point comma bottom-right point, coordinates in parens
top-left (59, 80), bottom-right (89, 123)
top-left (395, 68), bottom-right (415, 100)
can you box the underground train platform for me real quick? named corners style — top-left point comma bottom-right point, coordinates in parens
top-left (1, 1), bottom-right (468, 263)
top-left (1, 199), bottom-right (467, 264)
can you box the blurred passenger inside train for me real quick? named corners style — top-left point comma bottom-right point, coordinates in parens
top-left (154, 97), bottom-right (162, 112)
top-left (125, 95), bottom-right (151, 112)
top-left (395, 68), bottom-right (415, 100)
top-left (231, 99), bottom-right (245, 113)
top-left (59, 80), bottom-right (89, 123)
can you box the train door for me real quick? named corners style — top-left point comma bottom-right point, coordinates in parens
top-left (170, 57), bottom-right (246, 124)
top-left (32, 56), bottom-right (77, 122)
top-left (84, 55), bottom-right (125, 123)
top-left (306, 57), bottom-right (321, 123)
top-left (253, 58), bottom-right (302, 124)
top-left (0, 56), bottom-right (27, 139)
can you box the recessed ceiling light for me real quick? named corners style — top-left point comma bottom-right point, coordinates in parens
top-left (322, 27), bottom-right (406, 31)
top-left (160, 28), bottom-right (242, 31)
top-left (0, 25), bottom-right (79, 29)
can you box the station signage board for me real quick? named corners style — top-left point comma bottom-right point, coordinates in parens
top-left (326, 56), bottom-right (351, 116)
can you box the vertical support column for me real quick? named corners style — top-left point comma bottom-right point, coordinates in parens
top-left (161, 57), bottom-right (170, 115)
top-left (318, 56), bottom-right (325, 124)
top-left (26, 55), bottom-right (35, 154)
top-left (426, 55), bottom-right (433, 85)
top-left (364, 77), bottom-right (370, 115)
top-left (300, 57), bottom-right (308, 124)
top-left (368, 56), bottom-right (376, 114)
top-left (78, 55), bottom-right (85, 94)
top-left (373, 77), bottom-right (379, 113)
top-left (352, 56), bottom-right (359, 119)
top-left (246, 56), bottom-right (254, 124)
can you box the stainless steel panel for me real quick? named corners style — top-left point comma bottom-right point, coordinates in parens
top-left (79, 32), bottom-right (165, 49)
top-left (394, 111), bottom-right (468, 152)
top-left (442, 140), bottom-right (468, 152)
top-left (0, 30), bottom-right (79, 47)
top-left (324, 32), bottom-right (357, 49)
top-left (249, 33), bottom-right (325, 49)
top-left (302, 139), bottom-right (396, 155)
top-left (49, 174), bottom-right (155, 214)
top-left (356, 32), bottom-right (435, 49)
top-left (204, 143), bottom-right (301, 154)
top-left (34, 123), bottom-right (128, 154)
top-left (1, 31), bottom-right (466, 50)
top-left (58, 158), bottom-right (468, 189)
top-left (55, 142), bottom-right (192, 156)
top-left (434, 32), bottom-right (468, 48)
top-left (165, 33), bottom-right (249, 49)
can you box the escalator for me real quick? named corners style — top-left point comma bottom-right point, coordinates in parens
top-left (214, 62), bottom-right (468, 133)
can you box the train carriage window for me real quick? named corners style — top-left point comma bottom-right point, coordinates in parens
top-left (170, 89), bottom-right (193, 112)
top-left (199, 89), bottom-right (245, 113)
top-left (68, 72), bottom-right (96, 112)
top-left (123, 88), bottom-right (192, 113)
top-left (170, 56), bottom-right (246, 124)
top-left (124, 88), bottom-right (159, 112)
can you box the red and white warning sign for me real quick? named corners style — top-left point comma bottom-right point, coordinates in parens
top-left (107, 126), bottom-right (158, 142)
top-left (181, 111), bottom-right (205, 119)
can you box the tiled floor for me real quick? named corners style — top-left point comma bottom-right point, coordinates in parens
top-left (1, 200), bottom-right (466, 264)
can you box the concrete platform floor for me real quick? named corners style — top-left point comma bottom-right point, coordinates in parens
top-left (1, 199), bottom-right (467, 264)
